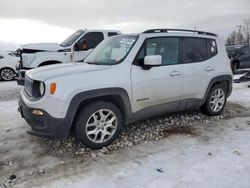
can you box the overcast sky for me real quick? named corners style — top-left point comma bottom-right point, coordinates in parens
top-left (0, 0), bottom-right (249, 50)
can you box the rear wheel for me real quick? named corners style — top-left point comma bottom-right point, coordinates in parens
top-left (75, 101), bottom-right (123, 149)
top-left (0, 68), bottom-right (15, 81)
top-left (200, 84), bottom-right (227, 116)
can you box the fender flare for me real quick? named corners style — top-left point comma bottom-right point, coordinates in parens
top-left (63, 87), bottom-right (133, 132)
top-left (201, 74), bottom-right (233, 104)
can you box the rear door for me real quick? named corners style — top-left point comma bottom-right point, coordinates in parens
top-left (179, 37), bottom-right (218, 109)
top-left (131, 37), bottom-right (182, 114)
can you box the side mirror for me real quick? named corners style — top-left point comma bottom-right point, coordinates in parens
top-left (144, 55), bottom-right (162, 66)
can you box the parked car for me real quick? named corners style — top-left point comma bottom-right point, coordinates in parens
top-left (18, 29), bottom-right (232, 149)
top-left (230, 45), bottom-right (250, 74)
top-left (16, 29), bottom-right (121, 85)
top-left (0, 51), bottom-right (19, 81)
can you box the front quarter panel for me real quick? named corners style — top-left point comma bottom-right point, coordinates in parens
top-left (29, 52), bottom-right (69, 68)
top-left (44, 62), bottom-right (132, 118)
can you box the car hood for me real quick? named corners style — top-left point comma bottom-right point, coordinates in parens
top-left (21, 43), bottom-right (63, 52)
top-left (26, 63), bottom-right (111, 81)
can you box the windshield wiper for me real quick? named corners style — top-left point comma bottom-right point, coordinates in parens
top-left (85, 62), bottom-right (101, 65)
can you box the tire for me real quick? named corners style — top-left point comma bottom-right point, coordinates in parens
top-left (200, 84), bottom-right (227, 116)
top-left (231, 62), bottom-right (238, 74)
top-left (75, 101), bottom-right (123, 149)
top-left (0, 68), bottom-right (16, 81)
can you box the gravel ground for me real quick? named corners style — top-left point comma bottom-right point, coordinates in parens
top-left (43, 102), bottom-right (248, 157)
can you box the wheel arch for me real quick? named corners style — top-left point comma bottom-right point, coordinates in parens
top-left (38, 60), bottom-right (63, 67)
top-left (0, 67), bottom-right (16, 72)
top-left (65, 88), bottom-right (133, 132)
top-left (201, 74), bottom-right (233, 105)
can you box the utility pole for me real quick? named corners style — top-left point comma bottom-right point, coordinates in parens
top-left (236, 25), bottom-right (242, 45)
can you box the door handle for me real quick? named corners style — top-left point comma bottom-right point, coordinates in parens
top-left (205, 66), bottom-right (215, 72)
top-left (169, 71), bottom-right (181, 76)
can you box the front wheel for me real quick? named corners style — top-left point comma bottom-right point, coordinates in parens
top-left (0, 68), bottom-right (16, 81)
top-left (200, 84), bottom-right (227, 116)
top-left (75, 101), bottom-right (123, 149)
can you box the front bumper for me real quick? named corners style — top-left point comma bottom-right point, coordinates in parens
top-left (18, 97), bottom-right (71, 139)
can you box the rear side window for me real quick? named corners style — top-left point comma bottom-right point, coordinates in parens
top-left (108, 32), bottom-right (119, 37)
top-left (183, 38), bottom-right (207, 63)
top-left (207, 39), bottom-right (218, 58)
top-left (182, 38), bottom-right (218, 63)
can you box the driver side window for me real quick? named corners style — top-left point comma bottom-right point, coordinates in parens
top-left (75, 32), bottom-right (104, 51)
top-left (134, 37), bottom-right (179, 66)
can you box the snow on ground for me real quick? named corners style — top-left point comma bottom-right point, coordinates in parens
top-left (0, 100), bottom-right (18, 114)
top-left (0, 81), bottom-right (21, 101)
top-left (228, 74), bottom-right (250, 108)
top-left (0, 81), bottom-right (20, 91)
top-left (47, 117), bottom-right (250, 188)
top-left (0, 76), bottom-right (250, 188)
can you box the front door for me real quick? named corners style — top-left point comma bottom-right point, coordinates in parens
top-left (131, 37), bottom-right (182, 116)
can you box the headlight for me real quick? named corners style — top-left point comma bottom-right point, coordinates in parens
top-left (39, 82), bottom-right (45, 96)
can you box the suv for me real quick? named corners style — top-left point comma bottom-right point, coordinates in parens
top-left (16, 29), bottom-right (121, 85)
top-left (230, 45), bottom-right (250, 74)
top-left (18, 29), bottom-right (232, 149)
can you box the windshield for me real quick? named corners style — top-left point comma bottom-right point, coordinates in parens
top-left (84, 35), bottom-right (137, 65)
top-left (60, 30), bottom-right (85, 47)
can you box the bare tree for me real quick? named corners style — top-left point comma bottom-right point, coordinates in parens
top-left (226, 30), bottom-right (237, 45)
top-left (242, 18), bottom-right (250, 44)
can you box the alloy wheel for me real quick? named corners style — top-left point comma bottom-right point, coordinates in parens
top-left (85, 109), bottom-right (117, 143)
top-left (209, 88), bottom-right (225, 112)
top-left (1, 68), bottom-right (15, 81)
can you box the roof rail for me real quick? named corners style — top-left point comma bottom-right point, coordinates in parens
top-left (142, 28), bottom-right (218, 37)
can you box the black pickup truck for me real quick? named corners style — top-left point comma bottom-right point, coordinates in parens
top-left (228, 45), bottom-right (250, 74)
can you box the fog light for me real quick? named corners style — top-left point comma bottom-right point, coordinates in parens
top-left (32, 110), bottom-right (44, 116)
